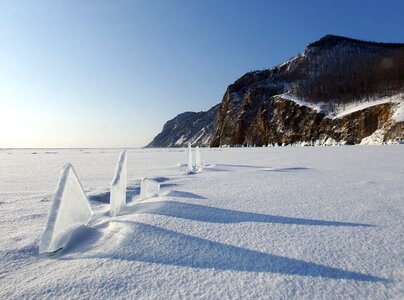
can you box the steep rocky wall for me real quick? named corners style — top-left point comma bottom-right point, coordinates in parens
top-left (212, 96), bottom-right (396, 146)
top-left (148, 35), bottom-right (404, 148)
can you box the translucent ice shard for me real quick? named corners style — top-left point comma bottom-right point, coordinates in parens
top-left (110, 150), bottom-right (127, 217)
top-left (188, 142), bottom-right (193, 172)
top-left (39, 164), bottom-right (93, 254)
top-left (195, 146), bottom-right (202, 171)
top-left (140, 178), bottom-right (160, 200)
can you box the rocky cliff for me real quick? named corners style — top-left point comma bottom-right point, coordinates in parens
top-left (217, 95), bottom-right (400, 146)
top-left (148, 35), bottom-right (404, 147)
top-left (147, 104), bottom-right (219, 147)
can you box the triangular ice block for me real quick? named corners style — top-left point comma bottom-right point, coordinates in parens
top-left (110, 150), bottom-right (127, 217)
top-left (39, 164), bottom-right (93, 254)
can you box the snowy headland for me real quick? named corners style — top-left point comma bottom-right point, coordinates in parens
top-left (0, 146), bottom-right (403, 299)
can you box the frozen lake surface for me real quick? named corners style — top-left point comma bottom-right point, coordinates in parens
top-left (0, 146), bottom-right (403, 299)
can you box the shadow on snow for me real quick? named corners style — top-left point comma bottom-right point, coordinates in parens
top-left (88, 185), bottom-right (140, 204)
top-left (130, 201), bottom-right (374, 227)
top-left (60, 221), bottom-right (385, 282)
top-left (163, 190), bottom-right (207, 200)
top-left (88, 176), bottom-right (177, 204)
top-left (262, 167), bottom-right (311, 172)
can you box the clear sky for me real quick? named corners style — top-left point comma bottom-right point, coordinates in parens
top-left (1, 0), bottom-right (403, 148)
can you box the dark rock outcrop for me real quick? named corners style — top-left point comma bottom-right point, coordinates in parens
top-left (211, 35), bottom-right (404, 146)
top-left (211, 96), bottom-right (397, 146)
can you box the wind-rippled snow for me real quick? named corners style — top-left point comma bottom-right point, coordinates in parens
top-left (0, 147), bottom-right (403, 299)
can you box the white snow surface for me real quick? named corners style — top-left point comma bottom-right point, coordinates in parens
top-left (392, 101), bottom-right (404, 123)
top-left (360, 129), bottom-right (386, 145)
top-left (277, 93), bottom-right (323, 113)
top-left (0, 147), bottom-right (403, 299)
top-left (333, 93), bottom-right (404, 119)
top-left (279, 93), bottom-right (404, 119)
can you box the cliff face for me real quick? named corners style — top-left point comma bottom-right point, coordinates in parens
top-left (147, 104), bottom-right (219, 147)
top-left (211, 95), bottom-right (399, 146)
top-left (210, 35), bottom-right (404, 146)
top-left (148, 35), bottom-right (404, 147)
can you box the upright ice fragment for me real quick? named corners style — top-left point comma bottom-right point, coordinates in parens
top-left (187, 142), bottom-right (193, 171)
top-left (110, 150), bottom-right (127, 217)
top-left (195, 146), bottom-right (202, 171)
top-left (140, 178), bottom-right (160, 200)
top-left (39, 164), bottom-right (93, 254)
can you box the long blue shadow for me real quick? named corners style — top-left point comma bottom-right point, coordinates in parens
top-left (150, 177), bottom-right (178, 188)
top-left (160, 183), bottom-right (178, 189)
top-left (217, 163), bottom-right (267, 169)
top-left (215, 164), bottom-right (311, 172)
top-left (89, 185), bottom-right (139, 204)
top-left (88, 177), bottom-right (178, 204)
top-left (165, 190), bottom-right (207, 199)
top-left (132, 201), bottom-right (374, 227)
top-left (152, 176), bottom-right (170, 183)
top-left (64, 221), bottom-right (385, 282)
top-left (264, 167), bottom-right (310, 172)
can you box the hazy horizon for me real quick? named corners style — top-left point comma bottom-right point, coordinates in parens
top-left (1, 0), bottom-right (404, 148)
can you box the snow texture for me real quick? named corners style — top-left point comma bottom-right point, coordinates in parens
top-left (392, 101), bottom-right (404, 123)
top-left (110, 150), bottom-right (127, 217)
top-left (140, 178), bottom-right (160, 200)
top-left (38, 164), bottom-right (93, 253)
top-left (280, 92), bottom-right (404, 120)
top-left (1, 147), bottom-right (403, 299)
top-left (360, 129), bottom-right (386, 145)
top-left (333, 93), bottom-right (404, 119)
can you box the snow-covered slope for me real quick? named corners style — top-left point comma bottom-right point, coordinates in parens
top-left (331, 94), bottom-right (404, 119)
top-left (279, 93), bottom-right (404, 119)
top-left (147, 104), bottom-right (219, 147)
top-left (392, 101), bottom-right (404, 123)
top-left (0, 147), bottom-right (403, 299)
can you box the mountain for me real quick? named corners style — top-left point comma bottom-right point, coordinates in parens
top-left (147, 104), bottom-right (219, 147)
top-left (148, 35), bottom-right (404, 147)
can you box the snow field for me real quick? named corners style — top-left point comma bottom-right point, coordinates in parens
top-left (0, 146), bottom-right (403, 299)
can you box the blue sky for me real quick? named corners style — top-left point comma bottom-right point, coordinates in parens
top-left (1, 0), bottom-right (403, 147)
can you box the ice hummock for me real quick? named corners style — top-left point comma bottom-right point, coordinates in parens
top-left (187, 142), bottom-right (193, 172)
top-left (110, 150), bottom-right (127, 217)
top-left (140, 178), bottom-right (160, 200)
top-left (39, 164), bottom-right (93, 254)
top-left (195, 146), bottom-right (202, 171)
